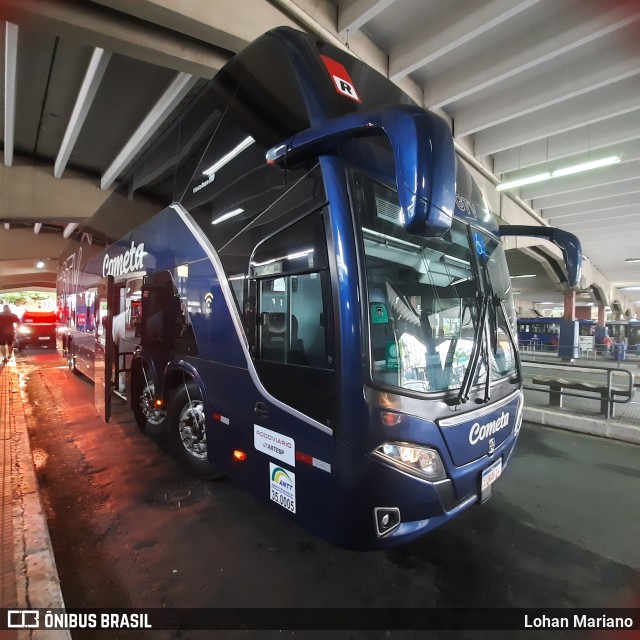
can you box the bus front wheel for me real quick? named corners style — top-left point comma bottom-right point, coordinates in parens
top-left (167, 382), bottom-right (222, 480)
top-left (132, 374), bottom-right (167, 438)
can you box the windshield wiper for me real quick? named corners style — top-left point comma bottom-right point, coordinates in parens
top-left (452, 292), bottom-right (489, 406)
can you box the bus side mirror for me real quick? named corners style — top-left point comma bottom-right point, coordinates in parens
top-left (266, 105), bottom-right (456, 237)
top-left (499, 225), bottom-right (582, 288)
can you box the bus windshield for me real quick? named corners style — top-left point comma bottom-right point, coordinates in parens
top-left (354, 173), bottom-right (517, 395)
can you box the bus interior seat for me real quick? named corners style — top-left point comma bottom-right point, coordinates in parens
top-left (262, 312), bottom-right (306, 364)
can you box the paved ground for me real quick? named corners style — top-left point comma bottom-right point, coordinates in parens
top-left (10, 349), bottom-right (640, 639)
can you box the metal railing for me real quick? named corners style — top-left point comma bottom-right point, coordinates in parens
top-left (521, 359), bottom-right (635, 419)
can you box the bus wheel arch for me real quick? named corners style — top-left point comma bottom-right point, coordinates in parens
top-left (167, 379), bottom-right (222, 480)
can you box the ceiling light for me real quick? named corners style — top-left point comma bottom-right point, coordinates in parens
top-left (510, 274), bottom-right (536, 279)
top-left (551, 155), bottom-right (621, 178)
top-left (622, 286), bottom-right (640, 291)
top-left (625, 258), bottom-right (640, 263)
top-left (36, 261), bottom-right (45, 269)
top-left (496, 173), bottom-right (550, 191)
top-left (496, 155), bottom-right (621, 192)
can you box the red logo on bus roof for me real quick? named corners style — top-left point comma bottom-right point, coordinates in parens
top-left (320, 55), bottom-right (361, 103)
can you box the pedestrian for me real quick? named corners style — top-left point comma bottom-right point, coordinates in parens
top-left (0, 304), bottom-right (20, 362)
top-left (602, 333), bottom-right (613, 353)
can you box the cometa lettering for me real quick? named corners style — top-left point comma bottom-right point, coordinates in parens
top-left (103, 241), bottom-right (145, 277)
top-left (469, 411), bottom-right (509, 445)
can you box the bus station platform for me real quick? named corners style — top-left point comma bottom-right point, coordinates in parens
top-left (1, 351), bottom-right (638, 630)
top-left (521, 350), bottom-right (640, 446)
top-left (0, 358), bottom-right (69, 639)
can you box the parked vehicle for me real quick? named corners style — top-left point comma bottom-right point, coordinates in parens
top-left (15, 309), bottom-right (58, 350)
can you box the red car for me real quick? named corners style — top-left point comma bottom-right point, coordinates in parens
top-left (15, 310), bottom-right (58, 350)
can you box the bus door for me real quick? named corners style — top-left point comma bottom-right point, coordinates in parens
top-left (249, 213), bottom-right (337, 489)
top-left (113, 277), bottom-right (143, 399)
top-left (95, 275), bottom-right (116, 422)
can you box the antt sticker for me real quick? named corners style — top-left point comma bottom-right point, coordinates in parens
top-left (320, 55), bottom-right (361, 103)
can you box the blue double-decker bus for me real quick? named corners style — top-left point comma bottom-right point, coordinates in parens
top-left (57, 27), bottom-right (581, 549)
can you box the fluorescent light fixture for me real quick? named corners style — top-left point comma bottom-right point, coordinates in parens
top-left (63, 223), bottom-right (79, 238)
top-left (510, 274), bottom-right (536, 279)
top-left (251, 249), bottom-right (314, 268)
top-left (551, 155), bottom-right (620, 178)
top-left (622, 286), bottom-right (640, 291)
top-left (625, 258), bottom-right (640, 263)
top-left (496, 172), bottom-right (550, 191)
top-left (496, 155), bottom-right (621, 192)
top-left (203, 137), bottom-right (254, 177)
top-left (212, 208), bottom-right (244, 225)
top-left (36, 261), bottom-right (45, 269)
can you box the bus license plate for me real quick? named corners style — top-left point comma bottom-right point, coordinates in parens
top-left (480, 458), bottom-right (502, 502)
top-left (39, 337), bottom-right (51, 341)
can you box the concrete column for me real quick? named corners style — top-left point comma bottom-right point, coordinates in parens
top-left (597, 304), bottom-right (606, 327)
top-left (563, 290), bottom-right (576, 321)
top-left (559, 289), bottom-right (578, 360)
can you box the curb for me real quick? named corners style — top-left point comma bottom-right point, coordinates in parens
top-left (523, 406), bottom-right (640, 446)
top-left (7, 361), bottom-right (71, 640)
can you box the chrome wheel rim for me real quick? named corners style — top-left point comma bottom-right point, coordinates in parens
top-left (139, 382), bottom-right (166, 425)
top-left (177, 400), bottom-right (207, 460)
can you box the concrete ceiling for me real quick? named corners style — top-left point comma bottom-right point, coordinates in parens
top-left (0, 0), bottom-right (638, 316)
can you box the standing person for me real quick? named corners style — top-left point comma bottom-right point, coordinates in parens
top-left (0, 304), bottom-right (20, 362)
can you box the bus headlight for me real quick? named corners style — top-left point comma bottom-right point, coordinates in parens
top-left (18, 326), bottom-right (32, 335)
top-left (373, 442), bottom-right (446, 481)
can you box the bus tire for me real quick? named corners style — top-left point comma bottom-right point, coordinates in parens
top-left (167, 382), bottom-right (222, 480)
top-left (67, 343), bottom-right (79, 375)
top-left (131, 373), bottom-right (167, 439)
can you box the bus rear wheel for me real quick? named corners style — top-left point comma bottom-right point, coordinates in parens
top-left (132, 374), bottom-right (167, 438)
top-left (167, 382), bottom-right (222, 480)
top-left (67, 343), bottom-right (79, 375)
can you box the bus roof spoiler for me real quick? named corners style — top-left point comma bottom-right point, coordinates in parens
top-left (498, 225), bottom-right (583, 288)
top-left (266, 105), bottom-right (456, 237)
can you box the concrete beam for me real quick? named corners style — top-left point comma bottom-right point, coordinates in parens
top-left (0, 0), bottom-right (230, 78)
top-left (492, 110), bottom-right (640, 174)
top-left (0, 227), bottom-right (69, 260)
top-left (0, 157), bottom-right (110, 222)
top-left (532, 178), bottom-right (640, 211)
top-left (337, 0), bottom-right (395, 35)
top-left (454, 38), bottom-right (640, 137)
top-left (89, 0), bottom-right (299, 54)
top-left (474, 76), bottom-right (640, 156)
top-left (390, 0), bottom-right (540, 82)
top-left (520, 158), bottom-right (640, 200)
top-left (424, 0), bottom-right (640, 108)
top-left (540, 193), bottom-right (640, 220)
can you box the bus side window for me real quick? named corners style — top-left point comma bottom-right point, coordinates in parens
top-left (251, 212), bottom-right (334, 370)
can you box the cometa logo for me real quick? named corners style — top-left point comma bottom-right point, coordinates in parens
top-left (468, 411), bottom-right (510, 445)
top-left (103, 241), bottom-right (145, 277)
